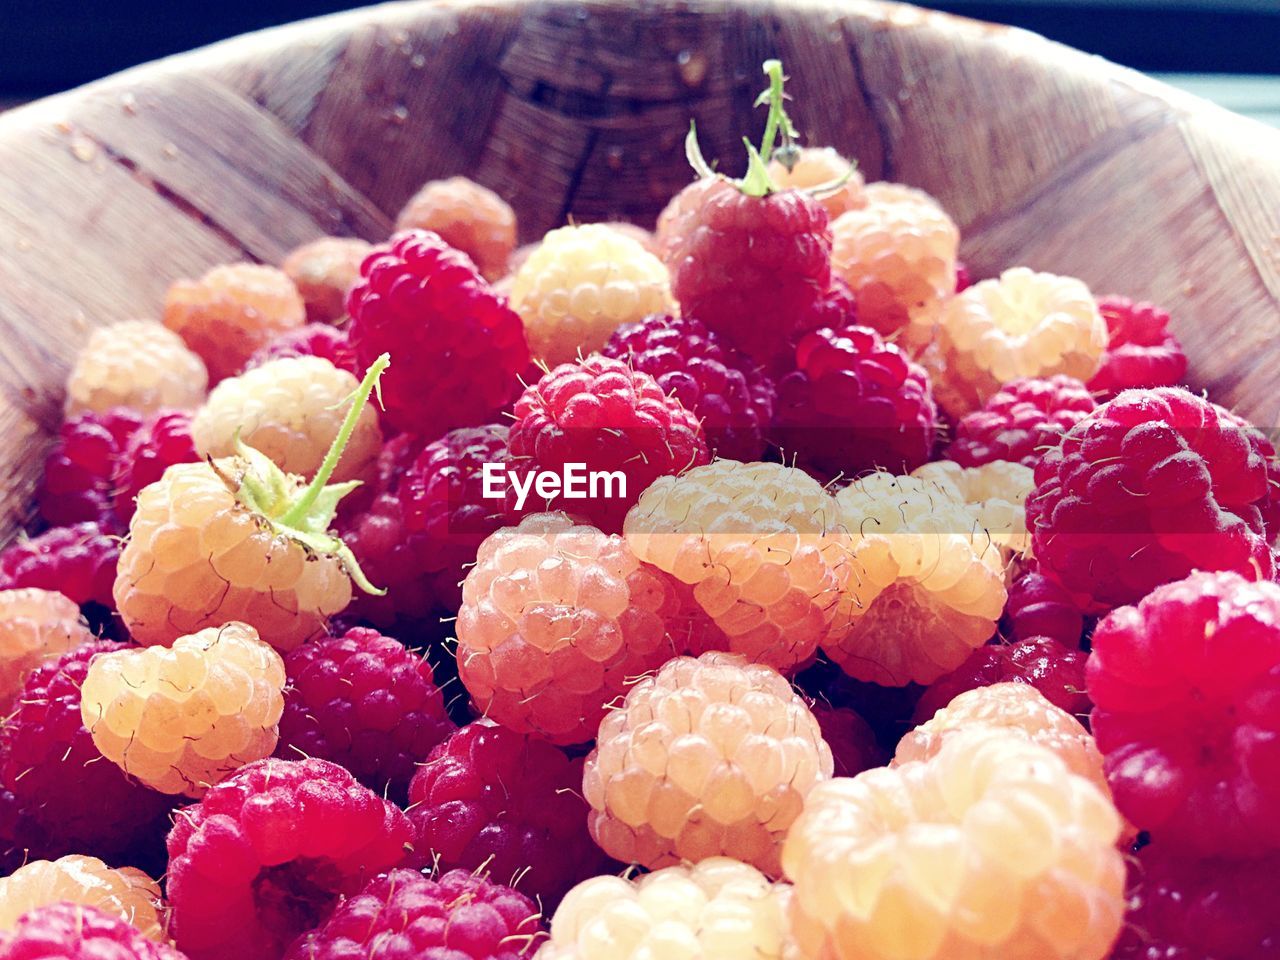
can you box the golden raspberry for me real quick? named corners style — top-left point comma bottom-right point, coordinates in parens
top-left (0, 588), bottom-right (93, 707)
top-left (828, 473), bottom-right (1008, 686)
top-left (511, 224), bottom-right (674, 366)
top-left (395, 176), bottom-right (516, 281)
top-left (281, 237), bottom-right (372, 324)
top-left (599, 221), bottom-right (660, 257)
top-left (767, 146), bottom-right (868, 219)
top-left (65, 320), bottom-right (208, 416)
top-left (192, 356), bottom-right (381, 483)
top-left (81, 621), bottom-right (286, 796)
top-left (783, 729), bottom-right (1125, 960)
top-left (163, 264), bottom-right (305, 382)
top-left (911, 459), bottom-right (1034, 563)
top-left (830, 183), bottom-right (959, 347)
top-left (584, 651), bottom-right (833, 876)
top-left (539, 858), bottom-right (793, 960)
top-left (624, 460), bottom-right (856, 672)
top-left (928, 267), bottom-right (1108, 417)
top-left (0, 856), bottom-right (165, 941)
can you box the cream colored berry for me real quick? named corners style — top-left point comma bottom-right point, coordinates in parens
top-left (395, 176), bottom-right (516, 281)
top-left (65, 320), bottom-right (208, 416)
top-left (511, 224), bottom-right (674, 366)
top-left (0, 856), bottom-right (165, 941)
top-left (192, 356), bottom-right (381, 483)
top-left (911, 459), bottom-right (1035, 563)
top-left (768, 146), bottom-right (867, 219)
top-left (0, 588), bottom-right (93, 706)
top-left (81, 621), bottom-right (286, 796)
top-left (281, 236), bottom-right (372, 324)
top-left (538, 858), bottom-right (793, 960)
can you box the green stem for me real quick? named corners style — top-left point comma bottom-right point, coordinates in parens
top-left (757, 59), bottom-right (786, 168)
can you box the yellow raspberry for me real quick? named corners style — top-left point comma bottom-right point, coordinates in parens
top-left (782, 729), bottom-right (1126, 960)
top-left (828, 473), bottom-right (1008, 686)
top-left (538, 858), bottom-right (794, 960)
top-left (511, 224), bottom-right (674, 366)
top-left (0, 588), bottom-right (93, 707)
top-left (163, 263), bottom-right (305, 382)
top-left (395, 176), bottom-right (516, 281)
top-left (281, 236), bottom-right (372, 324)
top-left (599, 221), bottom-right (660, 257)
top-left (192, 356), bottom-right (382, 483)
top-left (767, 146), bottom-right (868, 219)
top-left (830, 183), bottom-right (959, 347)
top-left (623, 460), bottom-right (857, 672)
top-left (65, 320), bottom-right (208, 416)
top-left (0, 856), bottom-right (165, 941)
top-left (81, 621), bottom-right (286, 796)
top-left (927, 267), bottom-right (1108, 417)
top-left (911, 459), bottom-right (1034, 563)
top-left (584, 651), bottom-right (833, 876)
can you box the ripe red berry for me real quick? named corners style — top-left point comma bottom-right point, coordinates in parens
top-left (1001, 570), bottom-right (1086, 647)
top-left (112, 410), bottom-right (198, 523)
top-left (246, 323), bottom-right (358, 375)
top-left (809, 702), bottom-right (886, 777)
top-left (1088, 295), bottom-right (1188, 400)
top-left (945, 375), bottom-right (1097, 469)
top-left (0, 903), bottom-right (188, 960)
top-left (0, 523), bottom-right (120, 613)
top-left (38, 410), bottom-right (143, 532)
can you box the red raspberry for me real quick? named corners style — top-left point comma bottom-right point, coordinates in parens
top-left (771, 324), bottom-right (937, 478)
top-left (1, 641), bottom-right (173, 863)
top-left (165, 757), bottom-right (413, 960)
top-left (946, 375), bottom-right (1097, 469)
top-left (284, 868), bottom-right (543, 960)
top-left (955, 260), bottom-right (972, 292)
top-left (602, 314), bottom-right (775, 461)
top-left (1001, 570), bottom-right (1086, 646)
top-left (0, 524), bottom-right (120, 613)
top-left (246, 323), bottom-right (358, 375)
top-left (112, 411), bottom-right (198, 524)
top-left (0, 903), bottom-right (187, 960)
top-left (1088, 296), bottom-right (1188, 400)
top-left (507, 357), bottom-right (708, 531)
top-left (346, 230), bottom-right (529, 438)
top-left (912, 635), bottom-right (1091, 725)
top-left (809, 702), bottom-right (886, 777)
top-left (1028, 387), bottom-right (1280, 612)
top-left (1088, 570), bottom-right (1280, 856)
top-left (275, 627), bottom-right (453, 800)
top-left (406, 721), bottom-right (614, 906)
top-left (37, 409), bottom-right (143, 532)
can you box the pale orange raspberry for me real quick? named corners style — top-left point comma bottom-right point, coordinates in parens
top-left (767, 146), bottom-right (868, 219)
top-left (65, 320), bottom-right (208, 415)
top-left (395, 176), bottom-right (516, 281)
top-left (0, 856), bottom-right (165, 941)
top-left (911, 459), bottom-right (1035, 564)
top-left (599, 221), bottom-right (660, 257)
top-left (281, 236), bottom-right (372, 324)
top-left (654, 177), bottom-right (724, 264)
top-left (0, 588), bottom-right (93, 706)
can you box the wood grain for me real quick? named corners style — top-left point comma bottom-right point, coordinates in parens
top-left (0, 0), bottom-right (1278, 541)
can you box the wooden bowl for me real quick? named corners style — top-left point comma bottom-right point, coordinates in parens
top-left (1, 0), bottom-right (1278, 542)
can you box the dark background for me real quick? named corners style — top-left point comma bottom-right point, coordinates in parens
top-left (1, 0), bottom-right (1278, 102)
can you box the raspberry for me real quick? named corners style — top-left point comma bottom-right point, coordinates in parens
top-left (1028, 388), bottom-right (1280, 612)
top-left (246, 324), bottom-right (357, 375)
top-left (163, 264), bottom-right (306, 382)
top-left (81, 622), bottom-right (286, 796)
top-left (624, 461), bottom-right (856, 672)
top-left (927, 267), bottom-right (1108, 417)
top-left (0, 589), bottom-right (92, 707)
top-left (38, 409), bottom-right (143, 531)
top-left (767, 145), bottom-right (868, 219)
top-left (829, 183), bottom-right (959, 347)
top-left (955, 260), bottom-right (972, 293)
top-left (507, 356), bottom-right (708, 531)
top-left (0, 524), bottom-right (120, 612)
top-left (347, 230), bottom-right (529, 438)
top-left (276, 627), bottom-right (453, 799)
top-left (911, 458), bottom-right (1035, 560)
top-left (601, 314), bottom-right (775, 461)
top-left (0, 857), bottom-right (164, 941)
top-left (0, 903), bottom-right (185, 960)
top-left (285, 868), bottom-right (542, 960)
top-left (945, 375), bottom-right (1098, 469)
top-left (810, 702), bottom-right (885, 777)
top-left (772, 324), bottom-right (938, 479)
top-left (782, 728), bottom-right (1126, 960)
top-left (112, 411), bottom-right (200, 523)
top-left (280, 237), bottom-right (372, 324)
top-left (165, 758), bottom-right (413, 960)
top-left (192, 357), bottom-right (382, 483)
top-left (599, 221), bottom-right (659, 256)
top-left (540, 858), bottom-right (792, 960)
top-left (65, 320), bottom-right (208, 417)
top-left (406, 721), bottom-right (611, 905)
top-left (1, 640), bottom-right (173, 861)
top-left (1001, 569), bottom-right (1086, 646)
top-left (395, 177), bottom-right (517, 282)
top-left (1088, 296), bottom-right (1187, 400)
top-left (456, 513), bottom-right (680, 744)
top-left (584, 651), bottom-right (833, 876)
top-left (1088, 570), bottom-right (1280, 856)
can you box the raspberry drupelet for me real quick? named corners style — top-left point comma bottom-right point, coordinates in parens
top-left (65, 320), bottom-right (208, 416)
top-left (0, 523), bottom-right (119, 613)
top-left (112, 411), bottom-right (200, 524)
top-left (395, 176), bottom-right (517, 282)
top-left (276, 627), bottom-right (453, 800)
top-left (346, 230), bottom-right (529, 438)
top-left (163, 263), bottom-right (306, 382)
top-left (1088, 295), bottom-right (1188, 399)
top-left (0, 903), bottom-right (187, 960)
top-left (0, 588), bottom-right (92, 707)
top-left (767, 145), bottom-right (867, 219)
top-left (165, 757), bottom-right (413, 960)
top-left (1028, 387), bottom-right (1280, 612)
top-left (280, 236), bottom-right (372, 324)
top-left (455, 513), bottom-right (681, 745)
top-left (0, 856), bottom-right (164, 940)
top-left (406, 720), bottom-right (612, 905)
top-left (1001, 569), bottom-right (1086, 645)
top-left (782, 729), bottom-right (1126, 960)
top-left (1088, 570), bottom-right (1280, 856)
top-left (539, 858), bottom-right (793, 960)
top-left (945, 374), bottom-right (1098, 469)
top-left (246, 323), bottom-right (358, 375)
top-left (38, 408), bottom-right (144, 531)
top-left (584, 651), bottom-right (833, 876)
